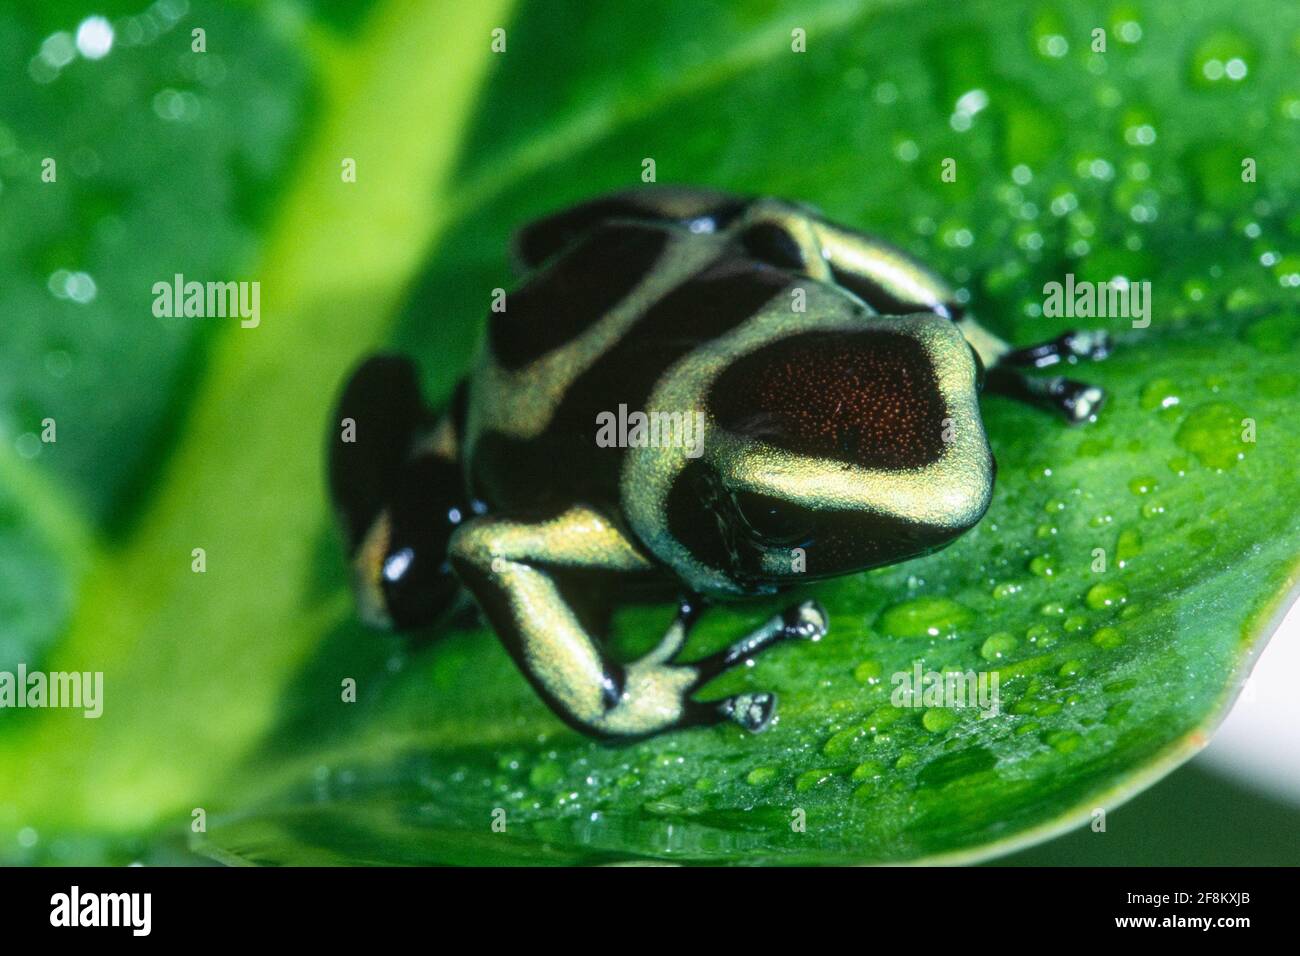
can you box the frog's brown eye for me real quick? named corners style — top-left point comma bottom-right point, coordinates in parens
top-left (734, 490), bottom-right (811, 545)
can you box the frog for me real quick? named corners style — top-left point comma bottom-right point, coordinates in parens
top-left (327, 186), bottom-right (1110, 740)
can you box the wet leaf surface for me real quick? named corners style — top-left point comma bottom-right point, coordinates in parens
top-left (1, 0), bottom-right (1296, 865)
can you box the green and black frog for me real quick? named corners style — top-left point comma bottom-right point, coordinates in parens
top-left (327, 187), bottom-right (1109, 739)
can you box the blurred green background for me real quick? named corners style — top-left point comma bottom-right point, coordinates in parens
top-left (1, 0), bottom-right (1298, 865)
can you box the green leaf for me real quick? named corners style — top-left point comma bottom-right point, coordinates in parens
top-left (0, 0), bottom-right (313, 527)
top-left (3, 0), bottom-right (1298, 865)
top-left (0, 0), bottom-right (513, 846)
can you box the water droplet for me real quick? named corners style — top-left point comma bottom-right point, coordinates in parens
top-left (1128, 475), bottom-right (1159, 495)
top-left (853, 660), bottom-right (883, 685)
top-left (980, 632), bottom-right (1018, 660)
top-left (1058, 659), bottom-right (1085, 681)
top-left (823, 724), bottom-right (870, 759)
top-left (876, 596), bottom-right (973, 638)
top-left (1086, 582), bottom-right (1128, 610)
top-left (1189, 31), bottom-right (1255, 88)
top-left (75, 16), bottom-right (114, 60)
top-left (851, 760), bottom-right (884, 782)
top-left (1116, 528), bottom-right (1142, 566)
top-left (922, 708), bottom-right (958, 733)
top-left (795, 768), bottom-right (838, 792)
top-left (894, 138), bottom-right (919, 162)
top-left (865, 705), bottom-right (902, 734)
top-left (1115, 19), bottom-right (1142, 44)
top-left (992, 581), bottom-right (1022, 600)
top-left (1092, 626), bottom-right (1124, 649)
top-left (1139, 378), bottom-right (1181, 411)
top-left (1025, 623), bottom-right (1058, 648)
top-left (1029, 554), bottom-right (1057, 577)
top-left (152, 88), bottom-right (201, 122)
top-left (1140, 500), bottom-right (1167, 519)
top-left (1174, 401), bottom-right (1252, 469)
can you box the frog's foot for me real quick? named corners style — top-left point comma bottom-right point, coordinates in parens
top-left (985, 368), bottom-right (1106, 424)
top-left (998, 329), bottom-right (1112, 369)
top-left (691, 692), bottom-right (778, 733)
top-left (678, 600), bottom-right (829, 733)
top-left (984, 329), bottom-right (1110, 424)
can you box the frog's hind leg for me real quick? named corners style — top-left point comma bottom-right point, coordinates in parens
top-left (805, 216), bottom-right (966, 319)
top-left (448, 506), bottom-right (826, 738)
top-left (515, 189), bottom-right (841, 290)
top-left (328, 355), bottom-right (471, 629)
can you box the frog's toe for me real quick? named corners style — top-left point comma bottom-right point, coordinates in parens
top-left (998, 329), bottom-right (1113, 369)
top-left (1068, 329), bottom-right (1112, 362)
top-left (985, 368), bottom-right (1107, 424)
top-left (1061, 380), bottom-right (1106, 423)
top-left (720, 692), bottom-right (778, 733)
top-left (789, 599), bottom-right (829, 641)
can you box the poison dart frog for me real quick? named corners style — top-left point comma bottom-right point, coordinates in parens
top-left (327, 187), bottom-right (1109, 739)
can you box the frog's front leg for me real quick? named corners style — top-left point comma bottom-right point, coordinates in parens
top-left (956, 319), bottom-right (1111, 424)
top-left (997, 329), bottom-right (1112, 369)
top-left (448, 505), bottom-right (826, 738)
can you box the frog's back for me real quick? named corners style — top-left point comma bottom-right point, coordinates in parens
top-left (461, 219), bottom-right (831, 515)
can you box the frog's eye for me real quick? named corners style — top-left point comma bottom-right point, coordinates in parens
top-left (733, 490), bottom-right (812, 546)
top-left (384, 455), bottom-right (468, 627)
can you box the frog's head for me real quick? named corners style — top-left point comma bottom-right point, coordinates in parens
top-left (659, 317), bottom-right (994, 594)
top-left (329, 355), bottom-right (463, 631)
